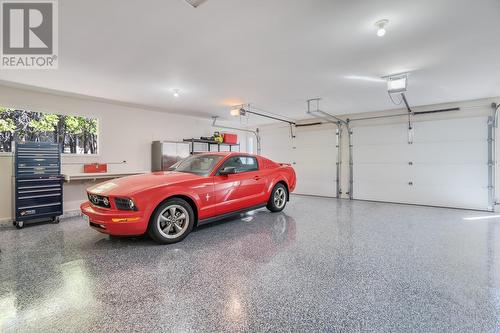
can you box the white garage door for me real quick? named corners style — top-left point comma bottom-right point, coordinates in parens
top-left (261, 124), bottom-right (338, 197)
top-left (352, 117), bottom-right (490, 211)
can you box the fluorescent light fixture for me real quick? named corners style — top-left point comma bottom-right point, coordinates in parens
top-left (375, 19), bottom-right (389, 37)
top-left (463, 215), bottom-right (500, 221)
top-left (345, 75), bottom-right (385, 83)
top-left (386, 74), bottom-right (407, 93)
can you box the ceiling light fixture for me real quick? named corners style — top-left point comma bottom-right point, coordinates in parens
top-left (230, 107), bottom-right (244, 116)
top-left (375, 19), bottom-right (389, 37)
top-left (173, 89), bottom-right (180, 98)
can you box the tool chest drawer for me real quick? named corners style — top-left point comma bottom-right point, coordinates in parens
top-left (15, 177), bottom-right (63, 220)
top-left (15, 142), bottom-right (61, 178)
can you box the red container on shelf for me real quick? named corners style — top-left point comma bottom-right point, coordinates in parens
top-left (223, 133), bottom-right (238, 144)
top-left (84, 163), bottom-right (108, 173)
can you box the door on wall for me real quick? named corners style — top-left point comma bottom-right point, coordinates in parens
top-left (351, 117), bottom-right (490, 210)
top-left (260, 124), bottom-right (338, 197)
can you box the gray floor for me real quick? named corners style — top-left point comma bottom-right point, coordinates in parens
top-left (1, 196), bottom-right (500, 332)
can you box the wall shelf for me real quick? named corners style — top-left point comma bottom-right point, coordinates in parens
top-left (183, 138), bottom-right (240, 154)
top-left (63, 171), bottom-right (148, 183)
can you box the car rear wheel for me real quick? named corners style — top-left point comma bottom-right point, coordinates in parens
top-left (148, 198), bottom-right (194, 244)
top-left (267, 183), bottom-right (288, 212)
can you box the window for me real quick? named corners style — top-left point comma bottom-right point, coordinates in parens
top-left (219, 156), bottom-right (259, 174)
top-left (173, 155), bottom-right (223, 176)
top-left (247, 136), bottom-right (254, 154)
top-left (0, 107), bottom-right (99, 154)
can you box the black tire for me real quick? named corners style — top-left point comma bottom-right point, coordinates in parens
top-left (148, 198), bottom-right (195, 244)
top-left (53, 217), bottom-right (60, 224)
top-left (15, 221), bottom-right (24, 229)
top-left (267, 183), bottom-right (288, 212)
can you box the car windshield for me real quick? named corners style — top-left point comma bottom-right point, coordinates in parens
top-left (171, 155), bottom-right (223, 176)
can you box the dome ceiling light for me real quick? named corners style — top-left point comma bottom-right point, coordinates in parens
top-left (184, 0), bottom-right (207, 8)
top-left (375, 19), bottom-right (389, 37)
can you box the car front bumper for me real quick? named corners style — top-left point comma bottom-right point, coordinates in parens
top-left (80, 201), bottom-right (148, 236)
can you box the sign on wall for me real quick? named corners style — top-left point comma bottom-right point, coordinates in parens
top-left (1, 0), bottom-right (58, 69)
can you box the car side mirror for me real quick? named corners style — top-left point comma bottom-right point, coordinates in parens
top-left (220, 166), bottom-right (236, 175)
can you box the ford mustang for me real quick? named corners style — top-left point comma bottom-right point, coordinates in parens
top-left (81, 152), bottom-right (296, 244)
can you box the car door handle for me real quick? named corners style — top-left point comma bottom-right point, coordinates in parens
top-left (253, 176), bottom-right (261, 181)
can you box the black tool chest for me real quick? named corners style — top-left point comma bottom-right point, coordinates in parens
top-left (13, 142), bottom-right (63, 229)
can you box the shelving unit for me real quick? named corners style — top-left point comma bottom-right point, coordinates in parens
top-left (183, 138), bottom-right (240, 154)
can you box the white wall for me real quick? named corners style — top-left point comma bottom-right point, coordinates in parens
top-left (259, 97), bottom-right (500, 209)
top-left (0, 85), bottom-right (248, 221)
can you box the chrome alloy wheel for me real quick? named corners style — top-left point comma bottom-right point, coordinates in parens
top-left (157, 205), bottom-right (189, 239)
top-left (274, 188), bottom-right (286, 209)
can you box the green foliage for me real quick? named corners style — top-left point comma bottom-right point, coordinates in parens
top-left (0, 108), bottom-right (16, 132)
top-left (0, 118), bottom-right (15, 132)
top-left (81, 117), bottom-right (98, 135)
top-left (0, 108), bottom-right (99, 154)
top-left (29, 113), bottom-right (59, 132)
top-left (64, 116), bottom-right (83, 135)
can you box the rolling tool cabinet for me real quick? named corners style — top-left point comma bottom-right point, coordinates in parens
top-left (13, 142), bottom-right (63, 229)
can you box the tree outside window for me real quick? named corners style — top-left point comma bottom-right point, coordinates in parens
top-left (0, 107), bottom-right (98, 154)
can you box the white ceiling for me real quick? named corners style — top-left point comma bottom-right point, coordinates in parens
top-left (1, 0), bottom-right (499, 123)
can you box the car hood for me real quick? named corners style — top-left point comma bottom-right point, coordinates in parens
top-left (87, 171), bottom-right (203, 196)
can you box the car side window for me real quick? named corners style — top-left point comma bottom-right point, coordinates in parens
top-left (219, 156), bottom-right (259, 174)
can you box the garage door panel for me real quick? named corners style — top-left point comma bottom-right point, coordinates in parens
top-left (294, 127), bottom-right (336, 148)
top-left (354, 181), bottom-right (415, 203)
top-left (354, 164), bottom-right (408, 183)
top-left (412, 164), bottom-right (488, 188)
top-left (353, 124), bottom-right (407, 145)
top-left (260, 127), bottom-right (293, 164)
top-left (412, 142), bottom-right (487, 164)
top-left (295, 175), bottom-right (337, 196)
top-left (352, 116), bottom-right (490, 210)
top-left (413, 117), bottom-right (487, 142)
top-left (411, 185), bottom-right (488, 210)
top-left (354, 144), bottom-right (410, 164)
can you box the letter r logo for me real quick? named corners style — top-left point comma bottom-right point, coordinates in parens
top-left (2, 2), bottom-right (53, 54)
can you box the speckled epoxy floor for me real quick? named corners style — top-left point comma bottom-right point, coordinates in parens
top-left (1, 196), bottom-right (500, 332)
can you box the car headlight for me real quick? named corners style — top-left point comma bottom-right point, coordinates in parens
top-left (115, 197), bottom-right (137, 211)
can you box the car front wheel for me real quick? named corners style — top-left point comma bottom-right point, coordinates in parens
top-left (148, 198), bottom-right (194, 244)
top-left (267, 183), bottom-right (288, 212)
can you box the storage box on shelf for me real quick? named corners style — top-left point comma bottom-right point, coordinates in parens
top-left (222, 133), bottom-right (238, 144)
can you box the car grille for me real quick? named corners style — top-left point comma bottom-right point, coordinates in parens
top-left (88, 193), bottom-right (111, 208)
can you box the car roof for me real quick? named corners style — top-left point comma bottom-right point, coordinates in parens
top-left (198, 151), bottom-right (257, 157)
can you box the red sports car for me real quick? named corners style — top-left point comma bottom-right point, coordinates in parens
top-left (80, 152), bottom-right (296, 244)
